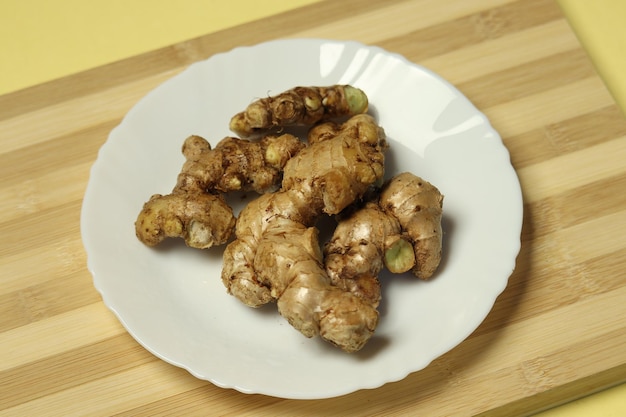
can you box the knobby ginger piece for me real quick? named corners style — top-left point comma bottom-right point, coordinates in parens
top-left (324, 202), bottom-right (399, 307)
top-left (135, 133), bottom-right (305, 248)
top-left (229, 85), bottom-right (369, 137)
top-left (176, 133), bottom-right (305, 194)
top-left (324, 172), bottom-right (444, 303)
top-left (222, 114), bottom-right (387, 352)
top-left (380, 172), bottom-right (444, 279)
top-left (135, 192), bottom-right (235, 249)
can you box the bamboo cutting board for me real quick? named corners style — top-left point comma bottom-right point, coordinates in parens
top-left (1, 0), bottom-right (625, 415)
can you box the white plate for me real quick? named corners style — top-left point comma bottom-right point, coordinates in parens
top-left (81, 38), bottom-right (523, 399)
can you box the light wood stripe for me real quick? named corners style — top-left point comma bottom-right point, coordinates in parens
top-left (0, 117), bottom-right (113, 179)
top-left (476, 244), bottom-right (626, 338)
top-left (441, 287), bottom-right (626, 380)
top-left (442, 328), bottom-right (626, 416)
top-left (517, 136), bottom-right (626, 203)
top-left (0, 360), bottom-right (208, 417)
top-left (505, 105), bottom-right (626, 169)
top-left (0, 302), bottom-right (123, 372)
top-left (382, 0), bottom-right (564, 61)
top-left (485, 76), bottom-right (615, 138)
top-left (292, 0), bottom-right (518, 42)
top-left (0, 161), bottom-right (93, 224)
top-left (519, 172), bottom-right (626, 240)
top-left (0, 200), bottom-right (83, 258)
top-left (0, 334), bottom-right (156, 411)
top-left (0, 69), bottom-right (181, 155)
top-left (458, 48), bottom-right (596, 109)
top-left (554, 209), bottom-right (626, 263)
top-left (0, 238), bottom-right (85, 296)
top-left (420, 19), bottom-right (580, 84)
top-left (112, 386), bottom-right (283, 417)
top-left (0, 270), bottom-right (100, 333)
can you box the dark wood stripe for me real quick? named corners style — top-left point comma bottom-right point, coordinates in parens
top-left (380, 0), bottom-right (564, 63)
top-left (0, 334), bottom-right (155, 410)
top-left (0, 119), bottom-right (115, 190)
top-left (0, 271), bottom-right (100, 333)
top-left (0, 199), bottom-right (82, 257)
top-left (505, 105), bottom-right (626, 170)
top-left (458, 48), bottom-right (596, 109)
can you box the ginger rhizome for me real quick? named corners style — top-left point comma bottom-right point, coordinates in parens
top-left (324, 172), bottom-right (444, 302)
top-left (221, 114), bottom-right (388, 352)
top-left (229, 85), bottom-right (369, 138)
top-left (176, 133), bottom-right (305, 194)
top-left (380, 172), bottom-right (444, 279)
top-left (135, 133), bottom-right (305, 248)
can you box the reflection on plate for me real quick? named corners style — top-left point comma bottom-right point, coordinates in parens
top-left (81, 38), bottom-right (523, 399)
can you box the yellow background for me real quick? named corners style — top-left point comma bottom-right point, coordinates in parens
top-left (558, 0), bottom-right (626, 113)
top-left (0, 0), bottom-right (320, 94)
top-left (1, 0), bottom-right (624, 415)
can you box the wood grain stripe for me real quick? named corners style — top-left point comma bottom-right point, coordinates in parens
top-left (0, 302), bottom-right (123, 372)
top-left (485, 76), bottom-right (615, 138)
top-left (0, 120), bottom-right (113, 193)
top-left (0, 161), bottom-right (93, 225)
top-left (505, 106), bottom-right (626, 169)
top-left (458, 48), bottom-right (596, 109)
top-left (439, 287), bottom-right (626, 380)
top-left (292, 0), bottom-right (518, 42)
top-left (0, 360), bottom-right (208, 417)
top-left (381, 0), bottom-right (565, 64)
top-left (113, 386), bottom-right (281, 417)
top-left (0, 200), bottom-right (82, 258)
top-left (0, 334), bottom-right (154, 410)
top-left (555, 209), bottom-right (626, 263)
top-left (0, 270), bottom-right (100, 333)
top-left (519, 174), bottom-right (626, 244)
top-left (0, 238), bottom-right (85, 296)
top-left (517, 136), bottom-right (626, 203)
top-left (449, 328), bottom-right (626, 416)
top-left (0, 71), bottom-right (180, 155)
top-left (415, 20), bottom-right (579, 87)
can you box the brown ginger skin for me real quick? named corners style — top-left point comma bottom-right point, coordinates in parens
top-left (380, 172), bottom-right (444, 279)
top-left (229, 85), bottom-right (369, 138)
top-left (176, 133), bottom-right (305, 194)
top-left (135, 133), bottom-right (305, 248)
top-left (135, 192), bottom-right (235, 248)
top-left (324, 172), bottom-right (444, 302)
top-left (221, 114), bottom-right (387, 352)
top-left (324, 202), bottom-right (402, 307)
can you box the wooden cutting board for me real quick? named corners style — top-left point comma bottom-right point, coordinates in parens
top-left (1, 0), bottom-right (625, 415)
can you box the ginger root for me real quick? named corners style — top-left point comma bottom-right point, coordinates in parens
top-left (222, 114), bottom-right (388, 352)
top-left (323, 201), bottom-right (399, 307)
top-left (135, 133), bottom-right (305, 248)
top-left (380, 172), bottom-right (444, 279)
top-left (229, 85), bottom-right (369, 138)
top-left (324, 172), bottom-right (444, 302)
top-left (135, 192), bottom-right (235, 248)
top-left (176, 133), bottom-right (305, 194)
